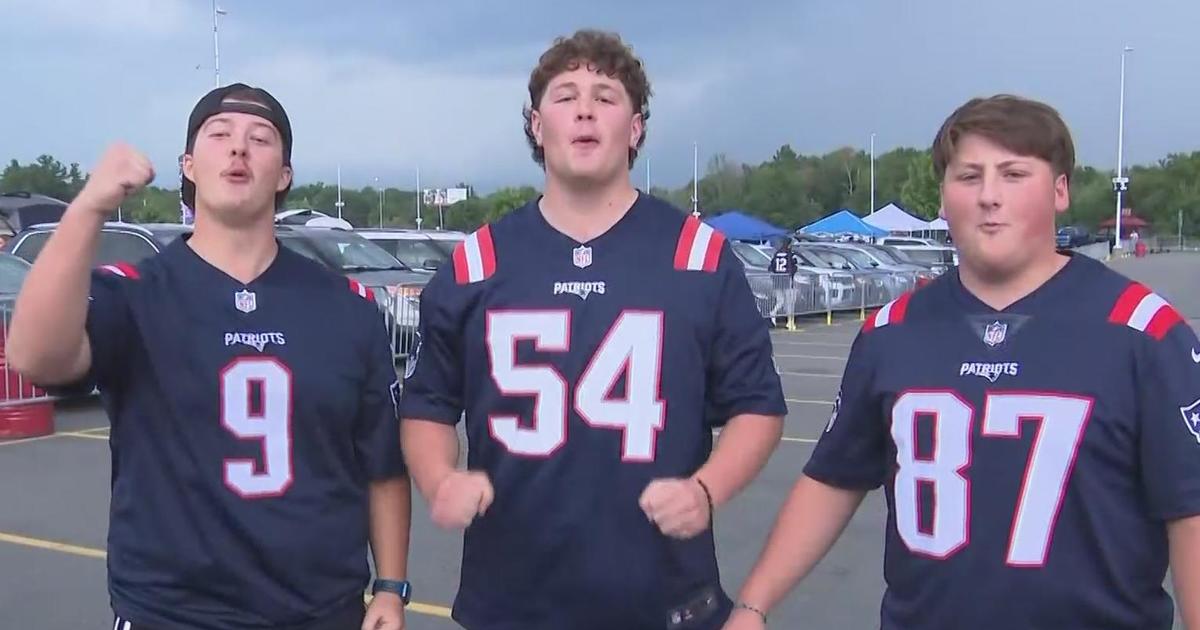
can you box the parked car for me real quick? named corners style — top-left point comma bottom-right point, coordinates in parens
top-left (1056, 225), bottom-right (1102, 250)
top-left (0, 253), bottom-right (30, 296)
top-left (877, 236), bottom-right (958, 267)
top-left (356, 229), bottom-right (448, 273)
top-left (5, 222), bottom-right (426, 359)
top-left (421, 230), bottom-right (468, 256)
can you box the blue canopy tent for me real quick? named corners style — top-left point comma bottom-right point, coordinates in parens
top-left (800, 209), bottom-right (888, 237)
top-left (703, 210), bottom-right (788, 241)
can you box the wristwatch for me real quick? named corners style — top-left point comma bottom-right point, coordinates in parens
top-left (371, 579), bottom-right (412, 605)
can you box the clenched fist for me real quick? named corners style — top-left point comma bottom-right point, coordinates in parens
top-left (639, 477), bottom-right (712, 539)
top-left (430, 470), bottom-right (494, 530)
top-left (77, 143), bottom-right (155, 214)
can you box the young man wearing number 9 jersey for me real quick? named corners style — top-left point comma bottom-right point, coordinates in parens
top-left (723, 95), bottom-right (1200, 630)
top-left (398, 29), bottom-right (787, 630)
top-left (8, 84), bottom-right (412, 630)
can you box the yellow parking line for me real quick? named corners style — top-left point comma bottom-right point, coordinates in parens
top-left (0, 433), bottom-right (62, 448)
top-left (59, 432), bottom-right (109, 441)
top-left (0, 530), bottom-right (453, 619)
top-left (75, 426), bottom-right (112, 435)
top-left (0, 531), bottom-right (106, 559)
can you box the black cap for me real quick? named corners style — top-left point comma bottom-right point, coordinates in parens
top-left (180, 83), bottom-right (293, 210)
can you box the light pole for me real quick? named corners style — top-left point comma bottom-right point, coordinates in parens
top-left (1112, 45), bottom-right (1133, 250)
top-left (212, 1), bottom-right (228, 88)
top-left (375, 177), bottom-right (384, 227)
top-left (870, 132), bottom-right (876, 214)
top-left (691, 142), bottom-right (699, 217)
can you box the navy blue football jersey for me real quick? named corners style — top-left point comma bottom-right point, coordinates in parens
top-left (82, 237), bottom-right (405, 629)
top-left (398, 195), bottom-right (787, 630)
top-left (805, 253), bottom-right (1200, 629)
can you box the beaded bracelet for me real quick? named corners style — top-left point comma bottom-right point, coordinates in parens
top-left (734, 601), bottom-right (768, 623)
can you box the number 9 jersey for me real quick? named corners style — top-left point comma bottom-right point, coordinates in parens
top-left (398, 194), bottom-right (788, 630)
top-left (805, 253), bottom-right (1200, 630)
top-left (80, 238), bottom-right (406, 629)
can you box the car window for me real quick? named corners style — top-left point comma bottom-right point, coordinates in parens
top-left (13, 230), bottom-right (159, 266)
top-left (831, 247), bottom-right (877, 268)
top-left (381, 238), bottom-right (448, 269)
top-left (306, 232), bottom-right (408, 271)
top-left (0, 256), bottom-right (29, 294)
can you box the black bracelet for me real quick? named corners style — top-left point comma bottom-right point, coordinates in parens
top-left (735, 602), bottom-right (768, 623)
top-left (695, 477), bottom-right (714, 524)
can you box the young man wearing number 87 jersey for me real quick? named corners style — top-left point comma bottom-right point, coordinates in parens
top-left (399, 29), bottom-right (787, 630)
top-left (8, 84), bottom-right (412, 629)
top-left (723, 95), bottom-right (1200, 630)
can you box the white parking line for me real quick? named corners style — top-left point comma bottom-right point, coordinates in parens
top-left (774, 354), bottom-right (846, 361)
top-left (781, 436), bottom-right (818, 444)
top-left (786, 398), bottom-right (835, 405)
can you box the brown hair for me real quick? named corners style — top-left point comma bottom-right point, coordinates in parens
top-left (523, 29), bottom-right (652, 169)
top-left (932, 94), bottom-right (1075, 183)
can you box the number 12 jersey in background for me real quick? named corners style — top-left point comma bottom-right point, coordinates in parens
top-left (806, 253), bottom-right (1200, 630)
top-left (399, 194), bottom-right (787, 630)
top-left (83, 238), bottom-right (405, 629)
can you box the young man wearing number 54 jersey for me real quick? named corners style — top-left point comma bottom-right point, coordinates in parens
top-left (723, 95), bottom-right (1200, 630)
top-left (8, 84), bottom-right (412, 630)
top-left (399, 29), bottom-right (787, 630)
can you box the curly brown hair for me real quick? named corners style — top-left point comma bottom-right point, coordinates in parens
top-left (522, 29), bottom-right (652, 170)
top-left (932, 94), bottom-right (1075, 183)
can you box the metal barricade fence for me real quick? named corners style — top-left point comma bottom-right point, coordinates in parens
top-left (747, 270), bottom-right (922, 323)
top-left (0, 297), bottom-right (58, 439)
top-left (374, 284), bottom-right (423, 361)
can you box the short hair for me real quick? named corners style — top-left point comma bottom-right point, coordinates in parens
top-left (522, 29), bottom-right (652, 169)
top-left (932, 94), bottom-right (1075, 183)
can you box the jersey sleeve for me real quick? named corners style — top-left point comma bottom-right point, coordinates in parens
top-left (1136, 319), bottom-right (1200, 520)
top-left (354, 310), bottom-right (408, 481)
top-left (802, 329), bottom-right (888, 490)
top-left (75, 268), bottom-right (135, 392)
top-left (396, 269), bottom-right (465, 425)
top-left (704, 246), bottom-right (788, 426)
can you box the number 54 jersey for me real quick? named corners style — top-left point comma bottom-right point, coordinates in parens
top-left (805, 254), bottom-right (1200, 630)
top-left (399, 195), bottom-right (788, 629)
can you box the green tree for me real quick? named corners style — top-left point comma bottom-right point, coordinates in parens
top-left (899, 152), bottom-right (941, 218)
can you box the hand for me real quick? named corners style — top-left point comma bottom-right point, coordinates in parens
top-left (362, 592), bottom-right (405, 630)
top-left (430, 470), bottom-right (494, 530)
top-left (721, 606), bottom-right (767, 630)
top-left (76, 143), bottom-right (155, 214)
top-left (639, 477), bottom-right (711, 539)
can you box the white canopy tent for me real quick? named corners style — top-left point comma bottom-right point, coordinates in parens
top-left (927, 217), bottom-right (949, 230)
top-left (864, 202), bottom-right (935, 233)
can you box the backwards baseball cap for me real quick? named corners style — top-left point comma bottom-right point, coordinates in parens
top-left (180, 82), bottom-right (293, 210)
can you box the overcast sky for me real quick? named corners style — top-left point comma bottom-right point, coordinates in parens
top-left (2, 0), bottom-right (1196, 193)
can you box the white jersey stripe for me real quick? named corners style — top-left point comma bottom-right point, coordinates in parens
top-left (687, 223), bottom-right (715, 270)
top-left (464, 232), bottom-right (484, 282)
top-left (1127, 293), bottom-right (1168, 332)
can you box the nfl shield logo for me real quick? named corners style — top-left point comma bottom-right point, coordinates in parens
top-left (1181, 398), bottom-right (1200, 444)
top-left (983, 320), bottom-right (1007, 347)
top-left (573, 245), bottom-right (593, 269)
top-left (234, 289), bottom-right (257, 314)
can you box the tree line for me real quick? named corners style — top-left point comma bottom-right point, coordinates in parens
top-left (4, 146), bottom-right (1198, 235)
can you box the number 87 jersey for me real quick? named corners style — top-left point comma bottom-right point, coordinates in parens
top-left (804, 254), bottom-right (1200, 630)
top-left (399, 196), bottom-right (787, 629)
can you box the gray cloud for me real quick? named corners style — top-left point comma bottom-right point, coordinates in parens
top-left (1, 0), bottom-right (1195, 195)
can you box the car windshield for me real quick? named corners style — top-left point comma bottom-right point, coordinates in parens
top-left (731, 241), bottom-right (772, 268)
top-left (832, 248), bottom-right (879, 268)
top-left (304, 231), bottom-right (409, 271)
top-left (378, 237), bottom-right (447, 269)
top-left (866, 246), bottom-right (905, 265)
top-left (806, 249), bottom-right (854, 269)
